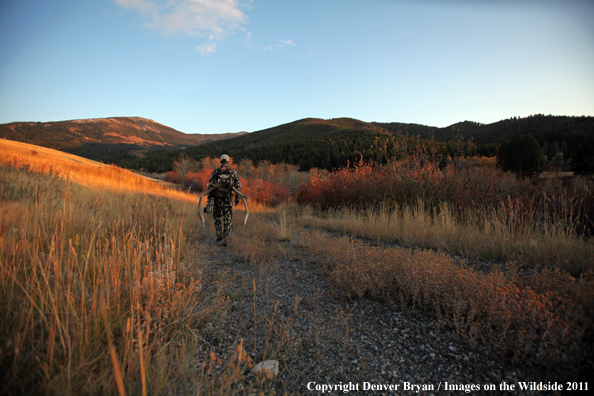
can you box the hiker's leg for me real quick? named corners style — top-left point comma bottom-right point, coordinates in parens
top-left (222, 200), bottom-right (233, 237)
top-left (213, 199), bottom-right (225, 239)
top-left (214, 217), bottom-right (223, 239)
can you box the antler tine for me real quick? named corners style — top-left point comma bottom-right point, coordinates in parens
top-left (196, 184), bottom-right (219, 226)
top-left (231, 187), bottom-right (249, 225)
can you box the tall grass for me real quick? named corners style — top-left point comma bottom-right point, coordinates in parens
top-left (297, 200), bottom-right (594, 276)
top-left (0, 140), bottom-right (240, 394)
top-left (295, 153), bottom-right (594, 275)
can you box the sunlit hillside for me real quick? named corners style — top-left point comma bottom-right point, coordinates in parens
top-left (0, 138), bottom-right (196, 204)
top-left (0, 117), bottom-right (247, 149)
top-left (0, 117), bottom-right (249, 166)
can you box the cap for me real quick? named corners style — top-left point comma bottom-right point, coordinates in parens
top-left (220, 154), bottom-right (230, 163)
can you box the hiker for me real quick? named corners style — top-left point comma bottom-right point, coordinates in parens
top-left (206, 154), bottom-right (242, 245)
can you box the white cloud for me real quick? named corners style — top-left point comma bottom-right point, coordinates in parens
top-left (261, 39), bottom-right (297, 51)
top-left (114, 0), bottom-right (249, 39)
top-left (277, 39), bottom-right (296, 46)
top-left (196, 43), bottom-right (217, 55)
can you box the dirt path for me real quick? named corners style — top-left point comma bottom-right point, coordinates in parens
top-left (189, 219), bottom-right (561, 395)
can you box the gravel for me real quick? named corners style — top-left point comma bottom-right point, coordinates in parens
top-left (192, 230), bottom-right (579, 395)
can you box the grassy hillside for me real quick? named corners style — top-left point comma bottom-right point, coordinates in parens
top-left (0, 140), bottom-right (221, 394)
top-left (0, 117), bottom-right (247, 164)
top-left (0, 139), bottom-right (196, 200)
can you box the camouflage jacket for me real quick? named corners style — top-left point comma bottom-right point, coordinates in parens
top-left (207, 164), bottom-right (242, 203)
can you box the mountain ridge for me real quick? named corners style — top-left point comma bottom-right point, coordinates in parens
top-left (0, 116), bottom-right (248, 164)
top-left (3, 114), bottom-right (593, 172)
top-left (0, 116), bottom-right (247, 149)
top-left (123, 115), bottom-right (594, 173)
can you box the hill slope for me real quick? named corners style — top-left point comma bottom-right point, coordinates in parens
top-left (0, 117), bottom-right (246, 164)
top-left (124, 117), bottom-right (412, 172)
top-left (7, 114), bottom-right (592, 172)
top-left (374, 114), bottom-right (594, 153)
top-left (130, 115), bottom-right (594, 173)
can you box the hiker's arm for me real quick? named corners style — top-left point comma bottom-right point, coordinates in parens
top-left (207, 169), bottom-right (217, 189)
top-left (233, 171), bottom-right (242, 205)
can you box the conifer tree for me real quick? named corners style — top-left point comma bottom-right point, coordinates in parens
top-left (572, 142), bottom-right (594, 175)
top-left (497, 134), bottom-right (545, 178)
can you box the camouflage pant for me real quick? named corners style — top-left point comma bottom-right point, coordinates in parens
top-left (213, 198), bottom-right (233, 237)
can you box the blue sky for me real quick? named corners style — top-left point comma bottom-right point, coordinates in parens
top-left (1, 0), bottom-right (593, 134)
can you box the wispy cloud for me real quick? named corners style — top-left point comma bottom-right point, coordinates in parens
top-left (196, 42), bottom-right (217, 55)
top-left (277, 39), bottom-right (296, 46)
top-left (114, 0), bottom-right (249, 39)
top-left (261, 39), bottom-right (297, 51)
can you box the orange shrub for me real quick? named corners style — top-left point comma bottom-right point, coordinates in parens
top-left (296, 153), bottom-right (594, 235)
top-left (238, 176), bottom-right (290, 206)
top-left (186, 169), bottom-right (212, 191)
top-left (165, 170), bottom-right (181, 183)
top-left (168, 170), bottom-right (291, 206)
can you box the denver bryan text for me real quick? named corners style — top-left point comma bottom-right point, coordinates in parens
top-left (307, 382), bottom-right (434, 393)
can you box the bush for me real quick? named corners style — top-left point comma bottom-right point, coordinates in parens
top-left (239, 176), bottom-right (290, 206)
top-left (296, 153), bottom-right (594, 236)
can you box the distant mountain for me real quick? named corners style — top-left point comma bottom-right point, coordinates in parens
top-left (124, 115), bottom-right (594, 173)
top-left (0, 117), bottom-right (247, 164)
top-left (123, 117), bottom-right (420, 172)
top-left (5, 115), bottom-right (592, 172)
top-left (374, 114), bottom-right (594, 146)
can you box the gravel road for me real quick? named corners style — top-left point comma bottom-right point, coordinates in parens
top-left (191, 229), bottom-right (579, 396)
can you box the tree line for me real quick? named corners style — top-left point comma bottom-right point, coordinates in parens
top-left (123, 130), bottom-right (482, 174)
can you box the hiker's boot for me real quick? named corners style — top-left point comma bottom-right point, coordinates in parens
top-left (222, 236), bottom-right (228, 247)
top-left (216, 235), bottom-right (223, 242)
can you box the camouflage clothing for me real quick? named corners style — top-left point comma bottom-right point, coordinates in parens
top-left (207, 164), bottom-right (242, 238)
top-left (213, 199), bottom-right (233, 237)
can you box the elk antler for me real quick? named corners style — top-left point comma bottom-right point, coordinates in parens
top-left (232, 187), bottom-right (250, 225)
top-left (196, 184), bottom-right (250, 226)
top-left (196, 184), bottom-right (219, 226)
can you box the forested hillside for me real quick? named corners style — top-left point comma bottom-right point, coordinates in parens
top-left (131, 115), bottom-right (589, 174)
top-left (375, 114), bottom-right (594, 159)
top-left (123, 118), bottom-right (458, 173)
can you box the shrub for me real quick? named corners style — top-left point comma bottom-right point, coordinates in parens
top-left (239, 176), bottom-right (290, 206)
top-left (296, 153), bottom-right (594, 236)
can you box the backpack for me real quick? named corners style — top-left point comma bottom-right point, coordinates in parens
top-left (212, 167), bottom-right (234, 199)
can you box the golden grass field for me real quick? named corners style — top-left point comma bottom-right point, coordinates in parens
top-left (0, 139), bottom-right (197, 203)
top-left (0, 139), bottom-right (254, 394)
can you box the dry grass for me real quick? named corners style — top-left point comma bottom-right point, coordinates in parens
top-left (0, 139), bottom-right (196, 204)
top-left (0, 140), bottom-right (276, 395)
top-left (295, 153), bottom-right (594, 276)
top-left (228, 207), bottom-right (288, 267)
top-left (302, 230), bottom-right (593, 369)
top-left (295, 201), bottom-right (594, 276)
